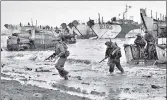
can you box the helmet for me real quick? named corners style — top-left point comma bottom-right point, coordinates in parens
top-left (136, 33), bottom-right (141, 37)
top-left (145, 30), bottom-right (148, 33)
top-left (105, 41), bottom-right (113, 46)
top-left (8, 36), bottom-right (11, 39)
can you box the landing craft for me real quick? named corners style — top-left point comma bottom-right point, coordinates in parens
top-left (70, 5), bottom-right (143, 39)
top-left (4, 23), bottom-right (76, 51)
top-left (124, 8), bottom-right (167, 64)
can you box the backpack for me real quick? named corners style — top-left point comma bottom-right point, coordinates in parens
top-left (109, 47), bottom-right (122, 59)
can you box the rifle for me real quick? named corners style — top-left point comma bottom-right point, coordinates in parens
top-left (99, 46), bottom-right (121, 63)
top-left (99, 57), bottom-right (108, 63)
top-left (44, 53), bottom-right (57, 61)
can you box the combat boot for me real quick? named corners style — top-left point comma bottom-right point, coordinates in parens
top-left (64, 75), bottom-right (68, 80)
top-left (63, 70), bottom-right (69, 80)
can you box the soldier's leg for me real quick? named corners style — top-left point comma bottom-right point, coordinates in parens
top-left (55, 64), bottom-right (64, 77)
top-left (136, 46), bottom-right (140, 64)
top-left (55, 57), bottom-right (68, 78)
top-left (148, 45), bottom-right (152, 59)
top-left (60, 57), bottom-right (68, 77)
top-left (55, 58), bottom-right (63, 77)
top-left (115, 59), bottom-right (124, 73)
top-left (108, 59), bottom-right (115, 73)
top-left (154, 50), bottom-right (158, 60)
top-left (152, 45), bottom-right (158, 60)
top-left (109, 64), bottom-right (115, 74)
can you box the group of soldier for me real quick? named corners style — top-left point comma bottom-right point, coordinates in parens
top-left (49, 30), bottom-right (158, 80)
top-left (134, 31), bottom-right (158, 60)
top-left (47, 33), bottom-right (125, 80)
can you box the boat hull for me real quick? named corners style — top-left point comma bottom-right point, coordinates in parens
top-left (72, 23), bottom-right (141, 39)
top-left (156, 45), bottom-right (167, 63)
top-left (124, 44), bottom-right (167, 64)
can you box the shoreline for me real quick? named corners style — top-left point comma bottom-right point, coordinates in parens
top-left (1, 79), bottom-right (91, 100)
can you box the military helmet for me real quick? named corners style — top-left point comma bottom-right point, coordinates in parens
top-left (136, 33), bottom-right (142, 37)
top-left (8, 36), bottom-right (11, 39)
top-left (145, 30), bottom-right (148, 33)
top-left (105, 41), bottom-right (113, 46)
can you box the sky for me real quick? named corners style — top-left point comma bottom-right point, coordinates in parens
top-left (1, 1), bottom-right (166, 30)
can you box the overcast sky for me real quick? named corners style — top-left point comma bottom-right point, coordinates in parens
top-left (1, 1), bottom-right (166, 30)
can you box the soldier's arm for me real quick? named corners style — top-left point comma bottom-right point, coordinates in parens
top-left (112, 47), bottom-right (120, 55)
top-left (105, 50), bottom-right (110, 58)
top-left (115, 50), bottom-right (122, 59)
top-left (140, 38), bottom-right (146, 46)
top-left (105, 48), bottom-right (110, 58)
top-left (134, 38), bottom-right (138, 44)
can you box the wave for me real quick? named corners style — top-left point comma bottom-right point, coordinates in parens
top-left (67, 58), bottom-right (91, 64)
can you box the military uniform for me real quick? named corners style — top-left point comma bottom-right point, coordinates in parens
top-left (54, 36), bottom-right (70, 80)
top-left (105, 41), bottom-right (124, 74)
top-left (134, 33), bottom-right (146, 59)
top-left (144, 32), bottom-right (158, 60)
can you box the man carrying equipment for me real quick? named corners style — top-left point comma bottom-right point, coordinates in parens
top-left (51, 35), bottom-right (70, 80)
top-left (102, 41), bottom-right (124, 75)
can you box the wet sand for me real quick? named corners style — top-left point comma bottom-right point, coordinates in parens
top-left (1, 79), bottom-right (90, 100)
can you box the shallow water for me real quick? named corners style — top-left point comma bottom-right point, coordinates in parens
top-left (1, 37), bottom-right (166, 100)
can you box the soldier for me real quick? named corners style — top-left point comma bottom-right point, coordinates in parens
top-left (105, 41), bottom-right (124, 75)
top-left (134, 33), bottom-right (146, 59)
top-left (144, 31), bottom-right (158, 60)
top-left (53, 35), bottom-right (70, 80)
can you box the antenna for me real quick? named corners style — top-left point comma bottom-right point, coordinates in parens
top-left (98, 13), bottom-right (101, 24)
top-left (107, 35), bottom-right (112, 42)
top-left (36, 20), bottom-right (37, 26)
top-left (123, 5), bottom-right (132, 20)
top-left (31, 18), bottom-right (33, 26)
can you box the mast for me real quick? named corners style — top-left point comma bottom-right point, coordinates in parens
top-left (31, 18), bottom-right (33, 26)
top-left (36, 20), bottom-right (37, 26)
top-left (98, 13), bottom-right (101, 24)
top-left (123, 5), bottom-right (131, 20)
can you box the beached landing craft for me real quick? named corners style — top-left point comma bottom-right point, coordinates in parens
top-left (4, 24), bottom-right (76, 51)
top-left (70, 5), bottom-right (143, 39)
top-left (124, 8), bottom-right (167, 64)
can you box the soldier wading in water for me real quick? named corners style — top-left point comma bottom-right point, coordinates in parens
top-left (50, 35), bottom-right (70, 80)
top-left (102, 41), bottom-right (124, 75)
